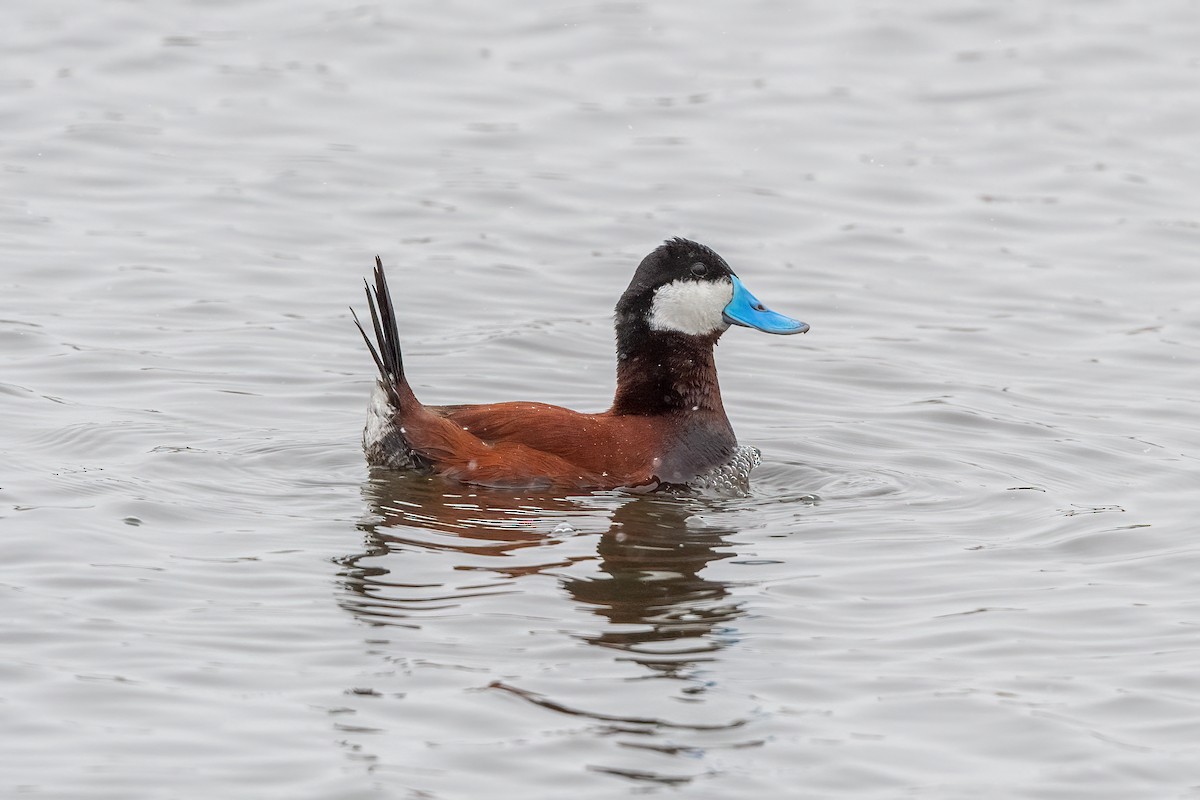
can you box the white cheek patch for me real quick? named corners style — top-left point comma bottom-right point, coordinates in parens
top-left (648, 278), bottom-right (733, 336)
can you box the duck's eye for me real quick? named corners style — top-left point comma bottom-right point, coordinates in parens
top-left (690, 262), bottom-right (708, 277)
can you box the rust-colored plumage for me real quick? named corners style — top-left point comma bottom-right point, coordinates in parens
top-left (353, 239), bottom-right (807, 490)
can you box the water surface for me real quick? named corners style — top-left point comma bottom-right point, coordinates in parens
top-left (3, 1), bottom-right (1200, 797)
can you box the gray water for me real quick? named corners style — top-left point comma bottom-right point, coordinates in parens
top-left (4, 1), bottom-right (1200, 797)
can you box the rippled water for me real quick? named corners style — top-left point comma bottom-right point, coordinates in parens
top-left (4, 1), bottom-right (1200, 797)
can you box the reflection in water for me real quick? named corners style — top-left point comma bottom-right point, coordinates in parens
top-left (562, 498), bottom-right (743, 677)
top-left (335, 470), bottom-right (753, 787)
top-left (339, 470), bottom-right (745, 667)
top-left (340, 472), bottom-right (739, 666)
top-left (337, 470), bottom-right (608, 623)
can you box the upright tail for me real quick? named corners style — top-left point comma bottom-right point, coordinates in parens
top-left (351, 256), bottom-right (407, 409)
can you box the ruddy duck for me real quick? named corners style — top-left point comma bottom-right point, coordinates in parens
top-left (353, 237), bottom-right (808, 491)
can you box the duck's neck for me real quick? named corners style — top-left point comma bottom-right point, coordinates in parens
top-left (610, 326), bottom-right (727, 416)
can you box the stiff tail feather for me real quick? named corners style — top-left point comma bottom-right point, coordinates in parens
top-left (351, 256), bottom-right (406, 408)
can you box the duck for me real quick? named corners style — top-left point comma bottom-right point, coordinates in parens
top-left (353, 237), bottom-right (808, 492)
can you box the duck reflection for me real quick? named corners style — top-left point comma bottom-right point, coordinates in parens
top-left (561, 499), bottom-right (742, 676)
top-left (338, 469), bottom-right (745, 671)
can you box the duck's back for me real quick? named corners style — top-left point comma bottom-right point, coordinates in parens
top-left (437, 401), bottom-right (662, 477)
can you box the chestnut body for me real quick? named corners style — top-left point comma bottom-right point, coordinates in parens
top-left (354, 238), bottom-right (807, 491)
